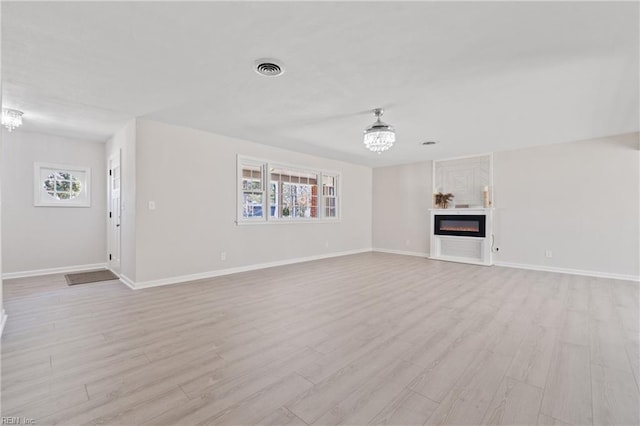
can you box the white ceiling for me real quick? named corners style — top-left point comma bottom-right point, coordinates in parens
top-left (2, 1), bottom-right (638, 167)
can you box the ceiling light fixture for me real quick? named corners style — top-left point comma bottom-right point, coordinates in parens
top-left (2, 108), bottom-right (23, 132)
top-left (363, 108), bottom-right (395, 154)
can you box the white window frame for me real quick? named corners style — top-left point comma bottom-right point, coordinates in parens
top-left (237, 155), bottom-right (341, 224)
top-left (34, 162), bottom-right (91, 207)
top-left (321, 172), bottom-right (340, 219)
top-left (237, 158), bottom-right (266, 222)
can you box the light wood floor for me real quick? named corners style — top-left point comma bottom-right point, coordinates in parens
top-left (1, 253), bottom-right (639, 425)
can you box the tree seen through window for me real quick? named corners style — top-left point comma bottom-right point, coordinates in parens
top-left (43, 171), bottom-right (82, 200)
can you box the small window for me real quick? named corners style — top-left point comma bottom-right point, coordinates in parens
top-left (43, 171), bottom-right (82, 200)
top-left (34, 163), bottom-right (91, 207)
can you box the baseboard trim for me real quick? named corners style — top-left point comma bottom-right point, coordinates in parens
top-left (128, 248), bottom-right (372, 289)
top-left (372, 248), bottom-right (429, 258)
top-left (0, 309), bottom-right (7, 337)
top-left (118, 274), bottom-right (136, 290)
top-left (494, 261), bottom-right (640, 282)
top-left (2, 263), bottom-right (109, 279)
top-left (428, 256), bottom-right (492, 267)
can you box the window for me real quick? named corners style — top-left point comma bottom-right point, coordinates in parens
top-left (270, 167), bottom-right (318, 219)
top-left (44, 171), bottom-right (82, 200)
top-left (237, 157), bottom-right (339, 223)
top-left (240, 162), bottom-right (265, 220)
top-left (322, 173), bottom-right (338, 218)
top-left (34, 162), bottom-right (91, 207)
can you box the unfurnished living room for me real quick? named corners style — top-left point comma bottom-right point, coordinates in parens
top-left (0, 1), bottom-right (638, 425)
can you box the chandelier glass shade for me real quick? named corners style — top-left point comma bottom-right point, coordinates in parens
top-left (2, 109), bottom-right (23, 132)
top-left (363, 108), bottom-right (395, 153)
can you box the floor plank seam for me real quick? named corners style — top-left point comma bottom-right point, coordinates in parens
top-left (294, 372), bottom-right (316, 387)
top-left (286, 406), bottom-right (311, 425)
top-left (177, 384), bottom-right (191, 400)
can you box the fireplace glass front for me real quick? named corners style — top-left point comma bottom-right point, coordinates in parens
top-left (434, 215), bottom-right (486, 237)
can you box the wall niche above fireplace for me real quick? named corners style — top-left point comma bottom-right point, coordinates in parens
top-left (433, 154), bottom-right (492, 208)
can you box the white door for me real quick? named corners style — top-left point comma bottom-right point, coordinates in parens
top-left (108, 151), bottom-right (121, 272)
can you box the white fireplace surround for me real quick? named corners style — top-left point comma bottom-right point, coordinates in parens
top-left (429, 208), bottom-right (494, 266)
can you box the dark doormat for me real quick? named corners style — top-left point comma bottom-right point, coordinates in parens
top-left (65, 270), bottom-right (119, 286)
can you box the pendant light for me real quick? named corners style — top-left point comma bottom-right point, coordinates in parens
top-left (363, 108), bottom-right (395, 153)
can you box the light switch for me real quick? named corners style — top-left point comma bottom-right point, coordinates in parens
top-left (148, 201), bottom-right (156, 210)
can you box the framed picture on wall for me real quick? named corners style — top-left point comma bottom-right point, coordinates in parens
top-left (34, 162), bottom-right (91, 207)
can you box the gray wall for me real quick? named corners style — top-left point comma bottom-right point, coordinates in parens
top-left (493, 132), bottom-right (639, 277)
top-left (133, 119), bottom-right (372, 283)
top-left (372, 132), bottom-right (640, 279)
top-left (6, 123), bottom-right (636, 281)
top-left (2, 130), bottom-right (106, 274)
top-left (372, 161), bottom-right (433, 256)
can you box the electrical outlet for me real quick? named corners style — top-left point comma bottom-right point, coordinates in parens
top-left (325, 241), bottom-right (329, 248)
top-left (405, 239), bottom-right (411, 247)
top-left (220, 251), bottom-right (227, 261)
top-left (148, 201), bottom-right (156, 210)
top-left (545, 249), bottom-right (553, 258)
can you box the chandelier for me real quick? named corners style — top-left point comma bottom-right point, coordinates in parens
top-left (2, 109), bottom-right (23, 132)
top-left (363, 108), bottom-right (395, 153)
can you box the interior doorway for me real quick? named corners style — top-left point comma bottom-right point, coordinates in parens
top-left (107, 150), bottom-right (121, 273)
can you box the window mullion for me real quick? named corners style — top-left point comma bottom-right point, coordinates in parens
top-left (264, 163), bottom-right (269, 221)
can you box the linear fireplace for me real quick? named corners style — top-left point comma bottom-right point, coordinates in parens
top-left (430, 208), bottom-right (493, 265)
top-left (434, 214), bottom-right (486, 238)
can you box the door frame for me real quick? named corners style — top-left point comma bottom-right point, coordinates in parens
top-left (107, 149), bottom-right (122, 273)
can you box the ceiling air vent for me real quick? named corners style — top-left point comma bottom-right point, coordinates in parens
top-left (254, 59), bottom-right (285, 77)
